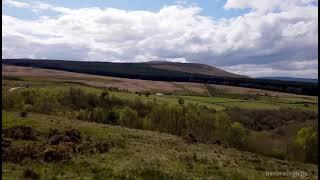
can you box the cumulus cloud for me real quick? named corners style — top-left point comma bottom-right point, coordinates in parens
top-left (221, 59), bottom-right (318, 78)
top-left (2, 0), bottom-right (318, 78)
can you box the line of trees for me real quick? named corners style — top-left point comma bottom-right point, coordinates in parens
top-left (2, 87), bottom-right (317, 164)
top-left (3, 87), bottom-right (247, 147)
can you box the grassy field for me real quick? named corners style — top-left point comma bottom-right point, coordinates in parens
top-left (2, 64), bottom-right (318, 112)
top-left (2, 76), bottom-right (318, 112)
top-left (2, 111), bottom-right (318, 179)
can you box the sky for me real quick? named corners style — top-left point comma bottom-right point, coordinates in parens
top-left (2, 0), bottom-right (318, 78)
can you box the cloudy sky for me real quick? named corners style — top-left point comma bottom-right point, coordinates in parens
top-left (2, 0), bottom-right (318, 78)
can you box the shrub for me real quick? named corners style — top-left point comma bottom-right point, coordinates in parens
top-left (227, 122), bottom-right (247, 149)
top-left (43, 147), bottom-right (71, 162)
top-left (212, 111), bottom-right (231, 141)
top-left (23, 169), bottom-right (40, 180)
top-left (19, 111), bottom-right (28, 118)
top-left (107, 109), bottom-right (119, 124)
top-left (184, 133), bottom-right (198, 144)
top-left (184, 105), bottom-right (218, 141)
top-left (3, 126), bottom-right (38, 140)
top-left (226, 108), bottom-right (317, 131)
top-left (144, 92), bottom-right (151, 97)
top-left (101, 91), bottom-right (109, 98)
top-left (118, 107), bottom-right (139, 128)
top-left (178, 98), bottom-right (184, 105)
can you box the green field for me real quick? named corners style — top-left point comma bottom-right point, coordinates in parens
top-left (3, 77), bottom-right (318, 112)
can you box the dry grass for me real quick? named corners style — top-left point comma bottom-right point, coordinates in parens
top-left (150, 63), bottom-right (248, 78)
top-left (2, 65), bottom-right (207, 94)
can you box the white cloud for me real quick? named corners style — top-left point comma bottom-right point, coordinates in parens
top-left (3, 0), bottom-right (71, 13)
top-left (224, 0), bottom-right (318, 13)
top-left (2, 0), bottom-right (318, 78)
top-left (3, 0), bottom-right (30, 8)
top-left (220, 59), bottom-right (318, 78)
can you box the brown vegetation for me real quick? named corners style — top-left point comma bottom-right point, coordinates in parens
top-left (2, 126), bottom-right (122, 163)
top-left (149, 62), bottom-right (248, 78)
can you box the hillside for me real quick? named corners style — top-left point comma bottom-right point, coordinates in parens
top-left (2, 59), bottom-right (318, 96)
top-left (3, 64), bottom-right (317, 99)
top-left (2, 59), bottom-right (246, 78)
top-left (2, 111), bottom-right (318, 179)
top-left (147, 61), bottom-right (248, 78)
top-left (2, 70), bottom-right (318, 179)
top-left (2, 64), bottom-right (208, 95)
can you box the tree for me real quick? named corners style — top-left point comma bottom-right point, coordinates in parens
top-left (119, 107), bottom-right (139, 128)
top-left (185, 105), bottom-right (215, 141)
top-left (107, 109), bottom-right (118, 125)
top-left (100, 91), bottom-right (109, 104)
top-left (92, 107), bottom-right (107, 123)
top-left (227, 122), bottom-right (247, 149)
top-left (178, 98), bottom-right (184, 105)
top-left (295, 127), bottom-right (318, 164)
top-left (19, 110), bottom-right (28, 118)
top-left (212, 112), bottom-right (231, 141)
top-left (306, 133), bottom-right (318, 164)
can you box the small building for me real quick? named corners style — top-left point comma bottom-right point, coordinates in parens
top-left (155, 93), bottom-right (163, 96)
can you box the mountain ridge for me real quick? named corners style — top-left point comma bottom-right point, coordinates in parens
top-left (2, 59), bottom-right (248, 78)
top-left (145, 61), bottom-right (249, 78)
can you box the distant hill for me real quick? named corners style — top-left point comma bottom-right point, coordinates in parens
top-left (258, 77), bottom-right (318, 84)
top-left (2, 59), bottom-right (246, 78)
top-left (146, 61), bottom-right (249, 78)
top-left (2, 59), bottom-right (318, 96)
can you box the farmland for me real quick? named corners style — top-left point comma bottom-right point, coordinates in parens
top-left (2, 65), bottom-right (317, 112)
top-left (3, 76), bottom-right (317, 112)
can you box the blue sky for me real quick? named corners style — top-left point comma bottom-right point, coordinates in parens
top-left (2, 0), bottom-right (318, 78)
top-left (3, 0), bottom-right (249, 20)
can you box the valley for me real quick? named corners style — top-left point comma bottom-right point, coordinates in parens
top-left (2, 64), bottom-right (318, 179)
